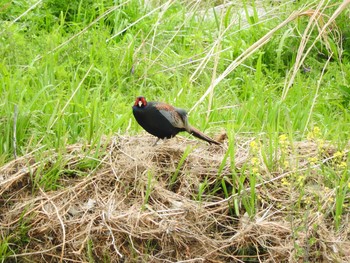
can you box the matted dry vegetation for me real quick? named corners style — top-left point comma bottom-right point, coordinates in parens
top-left (1, 135), bottom-right (349, 262)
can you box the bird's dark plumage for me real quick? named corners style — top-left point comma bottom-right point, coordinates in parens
top-left (132, 96), bottom-right (220, 145)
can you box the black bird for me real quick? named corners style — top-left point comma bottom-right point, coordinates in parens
top-left (132, 96), bottom-right (220, 145)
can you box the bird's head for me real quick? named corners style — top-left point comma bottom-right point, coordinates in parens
top-left (134, 96), bottom-right (147, 108)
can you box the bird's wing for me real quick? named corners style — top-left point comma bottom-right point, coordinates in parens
top-left (155, 103), bottom-right (188, 129)
top-left (158, 109), bottom-right (186, 129)
top-left (174, 107), bottom-right (190, 131)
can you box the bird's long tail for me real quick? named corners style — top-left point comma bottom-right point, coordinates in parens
top-left (188, 126), bottom-right (220, 145)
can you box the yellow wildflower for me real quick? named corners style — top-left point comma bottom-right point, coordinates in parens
top-left (250, 140), bottom-right (257, 148)
top-left (307, 132), bottom-right (313, 140)
top-left (308, 157), bottom-right (318, 165)
top-left (281, 178), bottom-right (290, 186)
top-left (279, 134), bottom-right (290, 149)
top-left (313, 126), bottom-right (321, 137)
top-left (250, 140), bottom-right (259, 153)
top-left (305, 196), bottom-right (312, 204)
top-left (251, 157), bottom-right (260, 166)
top-left (317, 138), bottom-right (325, 149)
top-left (334, 151), bottom-right (344, 159)
top-left (252, 167), bottom-right (259, 174)
top-left (279, 134), bottom-right (288, 142)
top-left (339, 162), bottom-right (347, 169)
top-left (297, 175), bottom-right (305, 186)
top-left (307, 126), bottom-right (321, 140)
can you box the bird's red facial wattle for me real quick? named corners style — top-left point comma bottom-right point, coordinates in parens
top-left (134, 97), bottom-right (147, 108)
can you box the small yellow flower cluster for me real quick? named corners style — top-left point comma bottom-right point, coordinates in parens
top-left (281, 177), bottom-right (291, 187)
top-left (317, 138), bottom-right (325, 150)
top-left (252, 167), bottom-right (259, 174)
top-left (249, 140), bottom-right (261, 175)
top-left (250, 157), bottom-right (260, 174)
top-left (307, 126), bottom-right (327, 155)
top-left (304, 195), bottom-right (312, 205)
top-left (332, 151), bottom-right (348, 169)
top-left (307, 126), bottom-right (321, 140)
top-left (249, 140), bottom-right (260, 153)
top-left (334, 151), bottom-right (344, 159)
top-left (251, 157), bottom-right (259, 166)
top-left (296, 175), bottom-right (306, 187)
top-left (321, 186), bottom-right (334, 203)
top-left (328, 196), bottom-right (334, 203)
top-left (307, 126), bottom-right (326, 155)
top-left (308, 157), bottom-right (318, 166)
top-left (279, 134), bottom-right (290, 149)
top-left (279, 134), bottom-right (291, 169)
top-left (339, 162), bottom-right (347, 168)
top-left (281, 172), bottom-right (308, 189)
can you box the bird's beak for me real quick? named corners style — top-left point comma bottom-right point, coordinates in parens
top-left (138, 100), bottom-right (143, 107)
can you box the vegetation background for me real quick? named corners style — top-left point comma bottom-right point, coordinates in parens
top-left (1, 0), bottom-right (349, 262)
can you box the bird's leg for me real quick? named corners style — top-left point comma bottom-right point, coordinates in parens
top-left (152, 138), bottom-right (160, 146)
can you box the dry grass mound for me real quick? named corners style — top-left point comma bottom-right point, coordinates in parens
top-left (1, 135), bottom-right (349, 262)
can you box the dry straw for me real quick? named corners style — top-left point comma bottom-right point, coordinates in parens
top-left (1, 135), bottom-right (349, 262)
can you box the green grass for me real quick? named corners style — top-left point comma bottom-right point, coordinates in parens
top-left (1, 0), bottom-right (350, 261)
top-left (169, 145), bottom-right (192, 190)
top-left (142, 169), bottom-right (153, 211)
